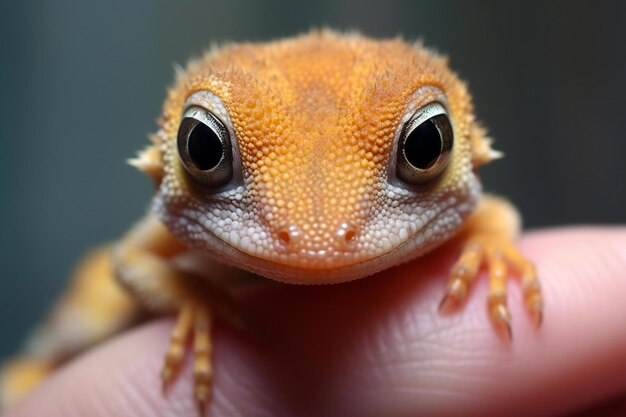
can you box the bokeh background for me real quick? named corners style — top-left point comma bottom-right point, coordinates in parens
top-left (0, 1), bottom-right (624, 362)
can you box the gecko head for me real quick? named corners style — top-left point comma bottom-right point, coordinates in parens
top-left (135, 30), bottom-right (499, 284)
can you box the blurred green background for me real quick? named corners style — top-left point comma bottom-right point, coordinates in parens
top-left (0, 0), bottom-right (624, 360)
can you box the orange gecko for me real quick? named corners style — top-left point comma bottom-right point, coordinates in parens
top-left (0, 30), bottom-right (543, 414)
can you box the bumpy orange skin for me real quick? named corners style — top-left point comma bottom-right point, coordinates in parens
top-left (139, 30), bottom-right (495, 283)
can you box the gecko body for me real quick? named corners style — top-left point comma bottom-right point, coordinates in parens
top-left (0, 30), bottom-right (542, 413)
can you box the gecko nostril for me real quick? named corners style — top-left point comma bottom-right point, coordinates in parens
top-left (277, 225), bottom-right (302, 246)
top-left (278, 230), bottom-right (291, 244)
top-left (335, 222), bottom-right (357, 246)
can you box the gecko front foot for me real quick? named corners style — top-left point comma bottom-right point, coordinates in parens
top-left (161, 302), bottom-right (213, 416)
top-left (439, 234), bottom-right (543, 340)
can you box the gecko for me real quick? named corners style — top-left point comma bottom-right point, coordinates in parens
top-left (0, 30), bottom-right (543, 414)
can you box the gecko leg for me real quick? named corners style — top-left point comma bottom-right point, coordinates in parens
top-left (160, 302), bottom-right (213, 417)
top-left (439, 240), bottom-right (484, 308)
top-left (113, 214), bottom-right (231, 414)
top-left (439, 196), bottom-right (543, 339)
top-left (501, 242), bottom-right (543, 326)
top-left (192, 305), bottom-right (213, 417)
top-left (486, 246), bottom-right (513, 341)
top-left (161, 303), bottom-right (194, 391)
top-left (0, 358), bottom-right (53, 408)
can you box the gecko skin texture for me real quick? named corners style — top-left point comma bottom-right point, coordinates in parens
top-left (145, 30), bottom-right (493, 283)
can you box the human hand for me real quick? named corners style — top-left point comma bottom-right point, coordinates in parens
top-left (4, 227), bottom-right (626, 417)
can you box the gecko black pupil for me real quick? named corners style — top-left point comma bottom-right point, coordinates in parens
top-left (188, 122), bottom-right (223, 170)
top-left (404, 117), bottom-right (444, 169)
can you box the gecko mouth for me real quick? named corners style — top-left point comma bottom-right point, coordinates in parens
top-left (156, 172), bottom-right (481, 284)
top-left (180, 202), bottom-right (466, 284)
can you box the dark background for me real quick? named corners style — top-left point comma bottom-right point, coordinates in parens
top-left (0, 1), bottom-right (624, 361)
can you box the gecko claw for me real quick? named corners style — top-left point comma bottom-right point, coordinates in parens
top-left (488, 293), bottom-right (513, 343)
top-left (438, 293), bottom-right (452, 311)
top-left (438, 285), bottom-right (465, 312)
top-left (503, 320), bottom-right (513, 343)
top-left (526, 294), bottom-right (544, 328)
top-left (531, 308), bottom-right (543, 328)
top-left (491, 316), bottom-right (513, 343)
top-left (195, 394), bottom-right (208, 417)
top-left (161, 374), bottom-right (170, 395)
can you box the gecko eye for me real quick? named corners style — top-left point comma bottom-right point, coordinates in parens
top-left (396, 102), bottom-right (453, 184)
top-left (177, 106), bottom-right (233, 187)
